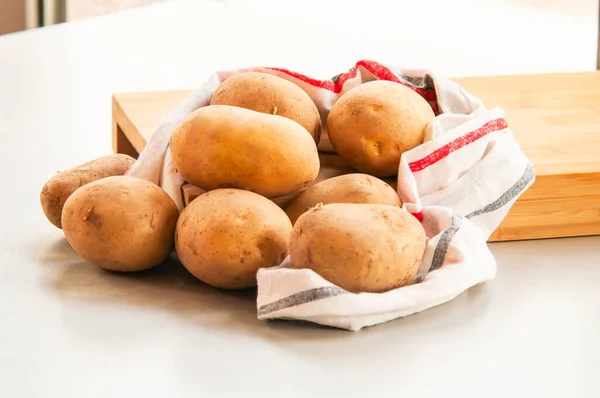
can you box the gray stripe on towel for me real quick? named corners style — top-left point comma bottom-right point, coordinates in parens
top-left (427, 162), bottom-right (534, 274)
top-left (258, 286), bottom-right (348, 316)
top-left (466, 163), bottom-right (535, 219)
top-left (429, 213), bottom-right (463, 272)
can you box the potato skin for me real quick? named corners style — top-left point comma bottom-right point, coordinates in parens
top-left (327, 80), bottom-right (435, 177)
top-left (289, 203), bottom-right (426, 293)
top-left (61, 176), bottom-right (179, 272)
top-left (170, 105), bottom-right (320, 198)
top-left (181, 153), bottom-right (357, 209)
top-left (211, 72), bottom-right (321, 144)
top-left (40, 154), bottom-right (135, 228)
top-left (175, 189), bottom-right (292, 289)
top-left (285, 173), bottom-right (401, 225)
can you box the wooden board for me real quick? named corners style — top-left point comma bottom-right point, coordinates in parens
top-left (111, 72), bottom-right (600, 242)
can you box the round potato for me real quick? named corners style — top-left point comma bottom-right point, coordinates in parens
top-left (211, 72), bottom-right (321, 144)
top-left (289, 203), bottom-right (426, 293)
top-left (61, 176), bottom-right (179, 272)
top-left (175, 189), bottom-right (292, 289)
top-left (327, 80), bottom-right (435, 177)
top-left (170, 105), bottom-right (320, 198)
top-left (40, 154), bottom-right (135, 228)
top-left (285, 173), bottom-right (401, 225)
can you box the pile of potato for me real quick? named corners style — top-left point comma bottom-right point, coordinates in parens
top-left (41, 72), bottom-right (434, 294)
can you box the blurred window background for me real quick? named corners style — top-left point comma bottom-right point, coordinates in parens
top-left (0, 0), bottom-right (598, 69)
top-left (0, 0), bottom-right (170, 35)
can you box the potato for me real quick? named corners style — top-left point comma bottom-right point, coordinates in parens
top-left (181, 153), bottom-right (356, 209)
top-left (211, 72), bottom-right (321, 144)
top-left (289, 203), bottom-right (426, 293)
top-left (170, 105), bottom-right (320, 198)
top-left (327, 80), bottom-right (435, 177)
top-left (40, 154), bottom-right (135, 228)
top-left (175, 189), bottom-right (292, 289)
top-left (61, 176), bottom-right (179, 272)
top-left (285, 173), bottom-right (401, 225)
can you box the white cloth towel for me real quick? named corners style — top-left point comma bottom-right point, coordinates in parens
top-left (127, 60), bottom-right (535, 331)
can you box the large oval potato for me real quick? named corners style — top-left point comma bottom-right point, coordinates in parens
top-left (327, 80), bottom-right (435, 177)
top-left (211, 72), bottom-right (321, 144)
top-left (285, 173), bottom-right (401, 225)
top-left (62, 176), bottom-right (179, 272)
top-left (289, 203), bottom-right (426, 293)
top-left (40, 154), bottom-right (135, 228)
top-left (175, 189), bottom-right (292, 289)
top-left (170, 105), bottom-right (320, 198)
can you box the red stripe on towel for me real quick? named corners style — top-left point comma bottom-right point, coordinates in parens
top-left (265, 60), bottom-right (439, 113)
top-left (411, 211), bottom-right (424, 222)
top-left (409, 118), bottom-right (509, 173)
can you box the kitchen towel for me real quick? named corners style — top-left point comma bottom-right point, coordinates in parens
top-left (127, 60), bottom-right (535, 331)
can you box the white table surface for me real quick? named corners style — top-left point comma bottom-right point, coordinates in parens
top-left (1, 1), bottom-right (599, 397)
